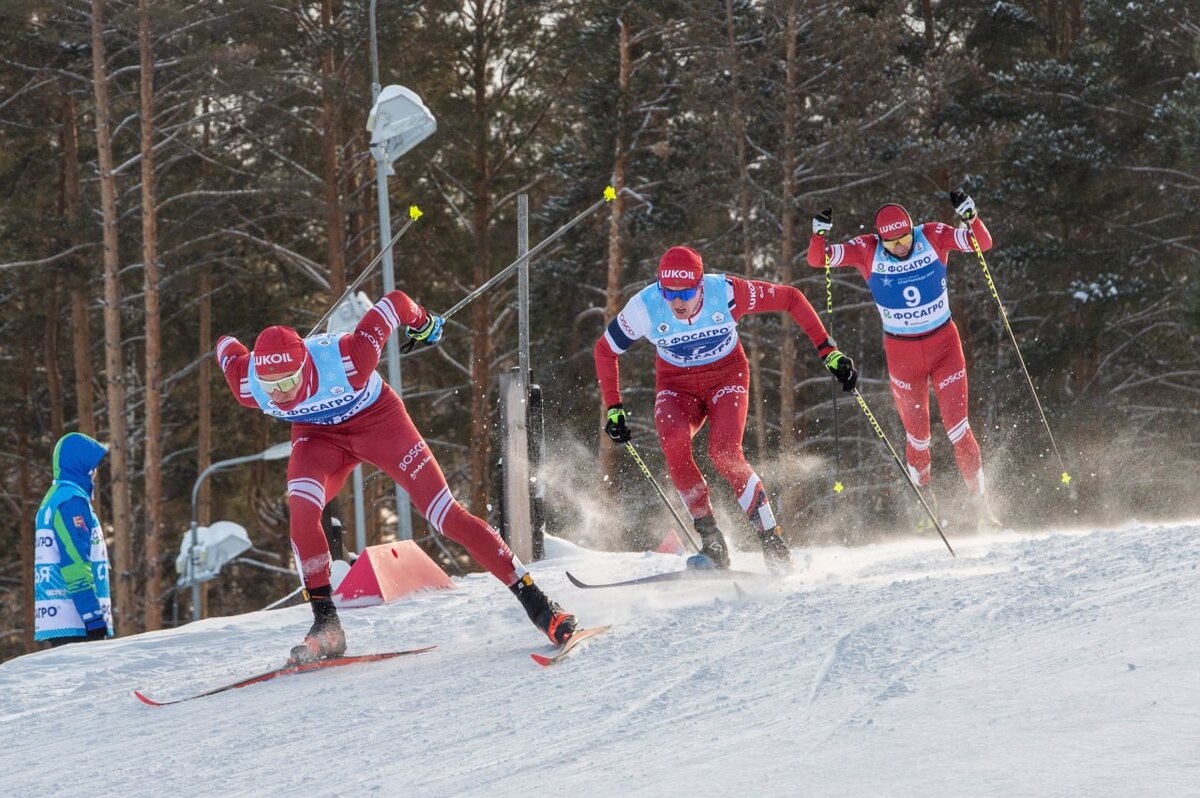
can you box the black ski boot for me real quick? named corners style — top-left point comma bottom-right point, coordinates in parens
top-left (687, 515), bottom-right (731, 569)
top-left (511, 575), bottom-right (576, 645)
top-left (288, 586), bottom-right (347, 665)
top-left (758, 527), bottom-right (793, 574)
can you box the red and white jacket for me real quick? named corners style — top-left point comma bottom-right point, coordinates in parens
top-left (594, 275), bottom-right (834, 407)
top-left (216, 290), bottom-right (428, 413)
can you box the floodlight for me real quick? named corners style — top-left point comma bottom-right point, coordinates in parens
top-left (367, 85), bottom-right (436, 164)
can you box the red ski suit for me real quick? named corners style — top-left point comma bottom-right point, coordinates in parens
top-left (807, 218), bottom-right (994, 492)
top-left (595, 276), bottom-right (835, 530)
top-left (217, 291), bottom-right (523, 592)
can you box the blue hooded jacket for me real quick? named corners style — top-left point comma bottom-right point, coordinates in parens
top-left (34, 433), bottom-right (112, 641)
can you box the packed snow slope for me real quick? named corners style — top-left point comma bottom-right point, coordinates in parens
top-left (3, 521), bottom-right (1198, 798)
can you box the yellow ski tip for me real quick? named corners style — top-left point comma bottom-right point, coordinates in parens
top-left (604, 186), bottom-right (617, 202)
top-left (408, 205), bottom-right (424, 220)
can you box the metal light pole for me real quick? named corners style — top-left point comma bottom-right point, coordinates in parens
top-left (368, 2), bottom-right (436, 540)
top-left (517, 194), bottom-right (530, 381)
top-left (186, 441), bottom-right (292, 621)
top-left (325, 292), bottom-right (374, 554)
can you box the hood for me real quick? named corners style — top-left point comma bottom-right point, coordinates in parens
top-left (52, 432), bottom-right (108, 494)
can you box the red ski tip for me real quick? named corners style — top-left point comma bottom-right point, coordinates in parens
top-left (530, 625), bottom-right (611, 667)
top-left (133, 690), bottom-right (165, 707)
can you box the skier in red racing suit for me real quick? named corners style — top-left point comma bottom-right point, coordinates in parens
top-left (806, 190), bottom-right (1001, 529)
top-left (217, 290), bottom-right (576, 662)
top-left (593, 246), bottom-right (859, 571)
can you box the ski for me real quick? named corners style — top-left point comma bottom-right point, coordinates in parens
top-left (133, 645), bottom-right (436, 707)
top-left (530, 625), bottom-right (611, 667)
top-left (564, 568), bottom-right (762, 590)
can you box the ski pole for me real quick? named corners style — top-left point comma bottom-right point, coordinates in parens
top-left (851, 388), bottom-right (955, 557)
top-left (441, 186), bottom-right (621, 321)
top-left (965, 227), bottom-right (1072, 488)
top-left (623, 441), bottom-right (701, 553)
top-left (825, 248), bottom-right (844, 495)
top-left (308, 205), bottom-right (424, 336)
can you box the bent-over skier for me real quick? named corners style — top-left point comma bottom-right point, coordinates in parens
top-left (217, 290), bottom-right (576, 663)
top-left (594, 246), bottom-right (858, 572)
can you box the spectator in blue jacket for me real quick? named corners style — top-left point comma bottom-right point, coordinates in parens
top-left (34, 433), bottom-right (113, 646)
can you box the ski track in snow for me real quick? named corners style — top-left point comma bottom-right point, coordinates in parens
top-left (2, 522), bottom-right (1199, 797)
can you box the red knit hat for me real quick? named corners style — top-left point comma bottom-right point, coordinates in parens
top-left (874, 203), bottom-right (913, 239)
top-left (253, 326), bottom-right (306, 377)
top-left (657, 246), bottom-right (704, 289)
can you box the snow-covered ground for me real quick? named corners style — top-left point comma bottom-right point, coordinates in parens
top-left (3, 521), bottom-right (1198, 797)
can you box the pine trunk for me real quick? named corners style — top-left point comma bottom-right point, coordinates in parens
top-left (467, 1), bottom-right (494, 518)
top-left (778, 5), bottom-right (799, 459)
top-left (44, 274), bottom-right (64, 440)
top-left (71, 288), bottom-right (95, 437)
top-left (321, 0), bottom-right (345, 298)
top-left (198, 267), bottom-right (212, 527)
top-left (772, 4), bottom-right (801, 516)
top-left (725, 0), bottom-right (761, 465)
top-left (61, 85), bottom-right (94, 437)
top-left (138, 0), bottom-right (163, 631)
top-left (91, 0), bottom-right (134, 635)
top-left (599, 13), bottom-right (631, 495)
top-left (19, 327), bottom-right (36, 653)
top-left (197, 101), bottom-right (213, 615)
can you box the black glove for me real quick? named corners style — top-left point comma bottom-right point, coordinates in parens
top-left (812, 207), bottom-right (833, 237)
top-left (605, 404), bottom-right (631, 444)
top-left (949, 189), bottom-right (977, 223)
top-left (85, 623), bottom-right (108, 641)
top-left (823, 350), bottom-right (858, 392)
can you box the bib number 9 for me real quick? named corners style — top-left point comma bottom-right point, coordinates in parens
top-left (902, 286), bottom-right (921, 307)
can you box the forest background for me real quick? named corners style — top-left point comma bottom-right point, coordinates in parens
top-left (0, 0), bottom-right (1195, 662)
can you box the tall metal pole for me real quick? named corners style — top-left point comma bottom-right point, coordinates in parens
top-left (188, 450), bottom-right (280, 621)
top-left (352, 465), bottom-right (367, 552)
top-left (369, 0), bottom-right (412, 539)
top-left (517, 194), bottom-right (530, 381)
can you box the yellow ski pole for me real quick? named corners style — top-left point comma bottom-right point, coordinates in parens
top-left (623, 442), bottom-right (701, 553)
top-left (308, 205), bottom-right (423, 336)
top-left (825, 246), bottom-right (844, 495)
top-left (441, 186), bottom-right (621, 321)
top-left (965, 226), bottom-right (1072, 488)
top-left (851, 388), bottom-right (955, 557)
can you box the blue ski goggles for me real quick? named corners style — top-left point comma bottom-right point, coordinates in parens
top-left (659, 284), bottom-right (700, 302)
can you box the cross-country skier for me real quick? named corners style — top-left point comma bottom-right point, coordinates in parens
top-left (594, 246), bottom-right (859, 572)
top-left (806, 190), bottom-right (1001, 529)
top-left (217, 290), bottom-right (576, 663)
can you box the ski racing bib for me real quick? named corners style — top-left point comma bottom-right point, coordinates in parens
top-left (638, 274), bottom-right (740, 367)
top-left (866, 228), bottom-right (951, 335)
top-left (247, 333), bottom-right (383, 425)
